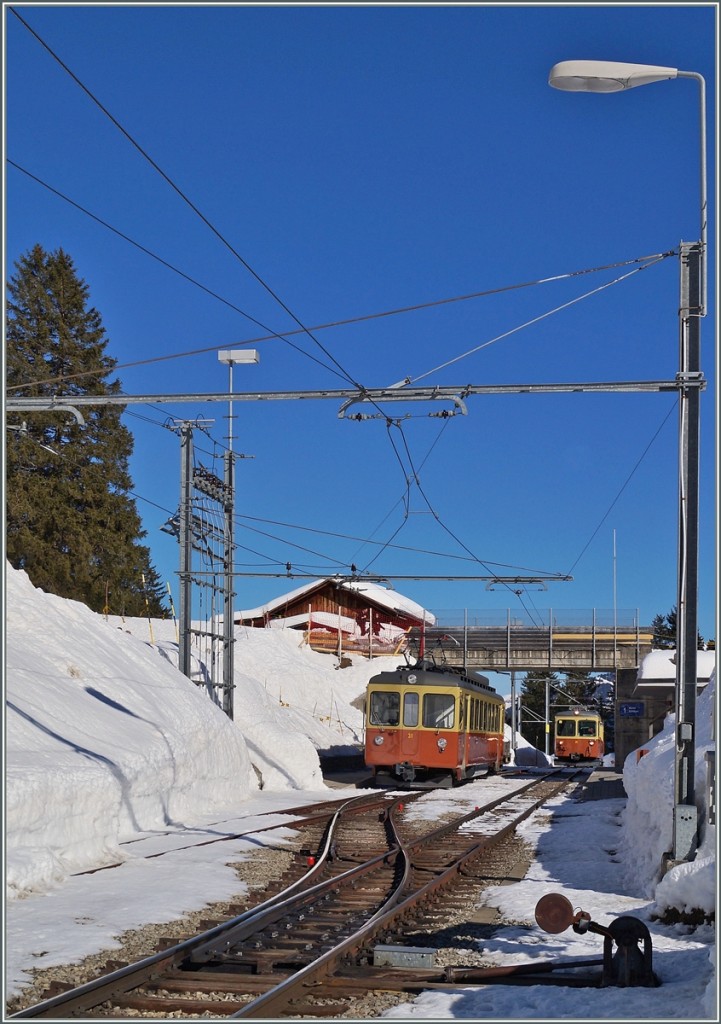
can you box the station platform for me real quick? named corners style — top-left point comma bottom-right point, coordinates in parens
top-left (575, 768), bottom-right (627, 801)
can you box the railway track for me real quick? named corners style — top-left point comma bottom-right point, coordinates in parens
top-left (11, 770), bottom-right (585, 1019)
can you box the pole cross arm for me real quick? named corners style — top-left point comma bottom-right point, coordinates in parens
top-left (4, 378), bottom-right (695, 414)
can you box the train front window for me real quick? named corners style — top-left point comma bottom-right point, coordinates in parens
top-left (556, 719), bottom-right (577, 737)
top-left (423, 692), bottom-right (455, 729)
top-left (578, 719), bottom-right (597, 737)
top-left (403, 691), bottom-right (419, 727)
top-left (369, 691), bottom-right (400, 726)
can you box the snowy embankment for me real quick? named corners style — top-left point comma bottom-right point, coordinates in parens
top-left (5, 561), bottom-right (715, 928)
top-left (5, 567), bottom-right (257, 895)
top-left (5, 564), bottom-right (400, 896)
top-left (621, 669), bottom-right (716, 917)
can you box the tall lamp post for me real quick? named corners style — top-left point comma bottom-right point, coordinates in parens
top-left (217, 349), bottom-right (260, 718)
top-left (548, 60), bottom-right (707, 863)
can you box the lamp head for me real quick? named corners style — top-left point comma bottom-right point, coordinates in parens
top-left (549, 60), bottom-right (678, 93)
top-left (218, 349), bottom-right (260, 365)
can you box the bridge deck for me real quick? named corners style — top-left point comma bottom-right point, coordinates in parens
top-left (408, 625), bottom-right (653, 671)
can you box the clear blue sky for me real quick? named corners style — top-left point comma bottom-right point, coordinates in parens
top-left (5, 3), bottom-right (717, 644)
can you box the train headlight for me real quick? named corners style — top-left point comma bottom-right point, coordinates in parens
top-left (373, 735), bottom-right (385, 745)
top-left (407, 674), bottom-right (417, 684)
top-left (437, 737), bottom-right (447, 750)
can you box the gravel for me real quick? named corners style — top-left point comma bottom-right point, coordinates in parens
top-left (7, 815), bottom-right (534, 1019)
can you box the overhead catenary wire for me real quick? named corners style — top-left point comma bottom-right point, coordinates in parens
top-left (387, 420), bottom-right (546, 624)
top-left (408, 254), bottom-right (673, 385)
top-left (8, 9), bottom-right (482, 550)
top-left (234, 511), bottom-right (563, 574)
top-left (9, 9), bottom-right (687, 610)
top-left (565, 403), bottom-right (680, 581)
top-left (6, 157), bottom-right (674, 389)
top-left (5, 160), bottom-right (348, 385)
top-left (9, 8), bottom-right (366, 394)
top-left (127, 481), bottom-right (568, 580)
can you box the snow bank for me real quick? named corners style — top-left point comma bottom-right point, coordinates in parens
top-left (621, 667), bottom-right (716, 914)
top-left (5, 566), bottom-right (259, 896)
top-left (4, 564), bottom-right (402, 895)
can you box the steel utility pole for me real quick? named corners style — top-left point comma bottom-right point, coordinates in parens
top-left (178, 422), bottom-right (193, 679)
top-left (222, 449), bottom-right (235, 719)
top-left (672, 239), bottom-right (703, 861)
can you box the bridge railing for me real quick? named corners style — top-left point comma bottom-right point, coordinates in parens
top-left (427, 608), bottom-right (643, 629)
top-left (407, 610), bottom-right (653, 670)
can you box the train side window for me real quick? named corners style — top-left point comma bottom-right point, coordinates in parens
top-left (403, 691), bottom-right (419, 727)
top-left (472, 698), bottom-right (479, 731)
top-left (578, 719), bottom-right (597, 737)
top-left (423, 692), bottom-right (455, 729)
top-left (556, 719), bottom-right (577, 737)
top-left (369, 691), bottom-right (401, 726)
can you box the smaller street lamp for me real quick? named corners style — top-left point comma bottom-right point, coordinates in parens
top-left (218, 349), bottom-right (261, 453)
top-left (216, 348), bottom-right (260, 720)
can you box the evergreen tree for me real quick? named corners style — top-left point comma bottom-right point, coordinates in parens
top-left (652, 607), bottom-right (705, 650)
top-left (6, 244), bottom-right (167, 617)
top-left (519, 670), bottom-right (603, 751)
top-left (652, 611), bottom-right (676, 649)
top-left (562, 670), bottom-right (598, 708)
top-left (519, 670), bottom-right (561, 750)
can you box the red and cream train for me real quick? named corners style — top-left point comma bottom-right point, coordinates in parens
top-left (364, 660), bottom-right (509, 788)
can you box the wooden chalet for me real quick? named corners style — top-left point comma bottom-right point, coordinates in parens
top-left (235, 577), bottom-right (435, 657)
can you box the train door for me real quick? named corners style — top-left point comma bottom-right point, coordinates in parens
top-left (459, 694), bottom-right (468, 774)
top-left (401, 689), bottom-right (420, 760)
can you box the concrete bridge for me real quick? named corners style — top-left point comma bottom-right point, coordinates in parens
top-left (407, 622), bottom-right (654, 673)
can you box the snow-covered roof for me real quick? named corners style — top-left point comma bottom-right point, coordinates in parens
top-left (636, 648), bottom-right (716, 683)
top-left (237, 577), bottom-right (435, 625)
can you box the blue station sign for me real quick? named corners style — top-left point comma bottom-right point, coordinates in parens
top-left (619, 701), bottom-right (645, 718)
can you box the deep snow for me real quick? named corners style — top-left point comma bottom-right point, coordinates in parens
top-left (3, 563), bottom-right (717, 1019)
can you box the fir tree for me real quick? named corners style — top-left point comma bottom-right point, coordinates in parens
top-left (6, 244), bottom-right (167, 617)
top-left (562, 670), bottom-right (598, 708)
top-left (651, 611), bottom-right (676, 649)
top-left (519, 670), bottom-right (561, 750)
top-left (652, 607), bottom-right (706, 650)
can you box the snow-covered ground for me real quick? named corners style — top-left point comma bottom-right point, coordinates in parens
top-left (3, 563), bottom-right (717, 1018)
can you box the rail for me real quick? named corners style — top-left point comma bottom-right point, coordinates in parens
top-left (11, 775), bottom-right (583, 1019)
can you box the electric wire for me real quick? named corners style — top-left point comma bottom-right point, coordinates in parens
top-left (9, 10), bottom-right (684, 611)
top-left (564, 401), bottom-right (678, 577)
top-left (346, 417), bottom-right (454, 567)
top-left (233, 512), bottom-right (563, 574)
top-left (408, 254), bottom-right (673, 385)
top-left (390, 420), bottom-right (545, 624)
top-left (10, 8), bottom-right (366, 393)
top-left (6, 160), bottom-right (347, 383)
top-left (6, 155), bottom-right (674, 387)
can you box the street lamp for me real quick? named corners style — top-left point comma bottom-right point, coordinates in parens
top-left (549, 59), bottom-right (707, 863)
top-left (218, 348), bottom-right (261, 453)
top-left (216, 348), bottom-right (260, 719)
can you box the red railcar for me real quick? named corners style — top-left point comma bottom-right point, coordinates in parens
top-left (554, 708), bottom-right (605, 762)
top-left (364, 660), bottom-right (509, 788)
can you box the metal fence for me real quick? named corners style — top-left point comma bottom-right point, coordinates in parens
top-left (429, 609), bottom-right (642, 629)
